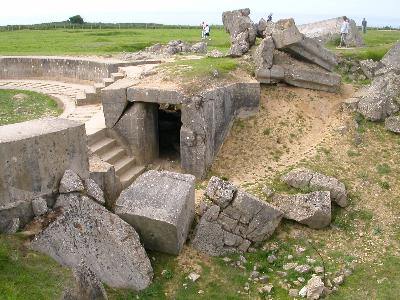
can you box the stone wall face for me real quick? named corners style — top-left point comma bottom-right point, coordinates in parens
top-left (0, 118), bottom-right (89, 206)
top-left (0, 56), bottom-right (134, 83)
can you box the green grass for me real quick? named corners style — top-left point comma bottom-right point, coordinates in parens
top-left (329, 29), bottom-right (400, 61)
top-left (0, 235), bottom-right (73, 299)
top-left (0, 28), bottom-right (231, 55)
top-left (0, 90), bottom-right (62, 125)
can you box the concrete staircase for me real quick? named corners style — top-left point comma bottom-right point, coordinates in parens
top-left (88, 129), bottom-right (146, 189)
top-left (75, 72), bottom-right (126, 106)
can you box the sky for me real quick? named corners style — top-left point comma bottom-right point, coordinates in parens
top-left (1, 0), bottom-right (399, 27)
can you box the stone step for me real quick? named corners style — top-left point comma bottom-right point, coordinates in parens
top-left (76, 91), bottom-right (101, 106)
top-left (115, 156), bottom-right (137, 177)
top-left (103, 78), bottom-right (115, 87)
top-left (89, 137), bottom-right (117, 156)
top-left (87, 128), bottom-right (107, 146)
top-left (111, 72), bottom-right (125, 81)
top-left (94, 82), bottom-right (106, 94)
top-left (102, 147), bottom-right (127, 165)
top-left (119, 165), bottom-right (146, 189)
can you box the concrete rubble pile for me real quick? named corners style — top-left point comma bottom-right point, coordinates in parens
top-left (31, 169), bottom-right (154, 291)
top-left (353, 42), bottom-right (400, 125)
top-left (192, 176), bottom-right (283, 256)
top-left (270, 168), bottom-right (348, 229)
top-left (222, 9), bottom-right (341, 92)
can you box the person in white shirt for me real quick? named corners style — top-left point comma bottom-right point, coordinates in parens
top-left (339, 16), bottom-right (350, 47)
top-left (201, 21), bottom-right (206, 39)
top-left (204, 24), bottom-right (210, 40)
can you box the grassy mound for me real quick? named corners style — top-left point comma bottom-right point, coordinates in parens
top-left (0, 90), bottom-right (62, 126)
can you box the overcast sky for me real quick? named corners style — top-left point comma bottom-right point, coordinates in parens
top-left (1, 0), bottom-right (399, 27)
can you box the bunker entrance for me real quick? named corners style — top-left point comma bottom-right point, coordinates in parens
top-left (158, 104), bottom-right (182, 160)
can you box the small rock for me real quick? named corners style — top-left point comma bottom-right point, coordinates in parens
top-left (333, 275), bottom-right (344, 286)
top-left (287, 254), bottom-right (293, 260)
top-left (307, 258), bottom-right (316, 264)
top-left (276, 271), bottom-right (287, 277)
top-left (293, 280), bottom-right (301, 286)
top-left (289, 288), bottom-right (300, 297)
top-left (250, 271), bottom-right (260, 279)
top-left (306, 276), bottom-right (325, 300)
top-left (259, 275), bottom-right (269, 283)
top-left (267, 254), bottom-right (277, 263)
top-left (32, 197), bottom-right (48, 217)
top-left (343, 268), bottom-right (352, 277)
top-left (222, 257), bottom-right (232, 263)
top-left (239, 255), bottom-right (247, 264)
top-left (295, 264), bottom-right (311, 274)
top-left (212, 69), bottom-right (220, 78)
top-left (262, 186), bottom-right (275, 198)
top-left (248, 247), bottom-right (257, 253)
top-left (4, 218), bottom-right (20, 234)
top-left (314, 266), bottom-right (324, 274)
top-left (283, 262), bottom-right (298, 271)
top-left (295, 245), bottom-right (306, 254)
top-left (59, 169), bottom-right (84, 194)
top-left (298, 277), bottom-right (305, 283)
top-left (198, 290), bottom-right (204, 294)
top-left (299, 286), bottom-right (307, 297)
top-left (259, 284), bottom-right (273, 294)
top-left (188, 272), bottom-right (201, 282)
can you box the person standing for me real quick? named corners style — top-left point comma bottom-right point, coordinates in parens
top-left (339, 16), bottom-right (350, 47)
top-left (362, 18), bottom-right (367, 34)
top-left (200, 21), bottom-right (206, 39)
top-left (204, 24), bottom-right (211, 40)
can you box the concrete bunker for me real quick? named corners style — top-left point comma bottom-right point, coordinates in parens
top-left (101, 81), bottom-right (261, 178)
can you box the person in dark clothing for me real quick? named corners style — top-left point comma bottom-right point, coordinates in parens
top-left (362, 18), bottom-right (367, 34)
top-left (267, 13), bottom-right (273, 22)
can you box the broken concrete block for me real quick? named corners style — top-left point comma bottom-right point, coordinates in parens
top-left (357, 71), bottom-right (400, 121)
top-left (286, 36), bottom-right (338, 71)
top-left (282, 168), bottom-right (348, 207)
top-left (273, 191), bottom-right (331, 229)
top-left (54, 193), bottom-right (81, 210)
top-left (31, 196), bottom-right (153, 291)
top-left (32, 197), bottom-right (48, 217)
top-left (115, 170), bottom-right (195, 255)
top-left (256, 65), bottom-right (285, 84)
top-left (0, 201), bottom-right (33, 233)
top-left (59, 169), bottom-right (84, 194)
top-left (205, 176), bottom-right (237, 208)
top-left (385, 116), bottom-right (400, 134)
top-left (222, 8), bottom-right (257, 56)
top-left (359, 59), bottom-right (382, 79)
top-left (84, 178), bottom-right (105, 206)
top-left (253, 36), bottom-right (275, 70)
top-left (193, 177), bottom-right (282, 256)
top-left (381, 42), bottom-right (400, 71)
top-left (3, 218), bottom-right (20, 234)
top-left (271, 18), bottom-right (303, 49)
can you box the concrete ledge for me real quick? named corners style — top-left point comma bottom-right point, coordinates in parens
top-left (0, 56), bottom-right (156, 83)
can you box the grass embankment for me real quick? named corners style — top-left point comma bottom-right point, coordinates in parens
top-left (329, 29), bottom-right (400, 61)
top-left (0, 235), bottom-right (73, 299)
top-left (0, 28), bottom-right (231, 55)
top-left (0, 90), bottom-right (62, 125)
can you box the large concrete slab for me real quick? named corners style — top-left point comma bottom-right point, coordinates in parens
top-left (0, 118), bottom-right (89, 207)
top-left (115, 170), bottom-right (196, 255)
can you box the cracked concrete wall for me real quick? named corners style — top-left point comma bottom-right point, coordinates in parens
top-left (0, 56), bottom-right (134, 83)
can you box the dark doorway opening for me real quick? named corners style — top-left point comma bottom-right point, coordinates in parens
top-left (158, 104), bottom-right (182, 160)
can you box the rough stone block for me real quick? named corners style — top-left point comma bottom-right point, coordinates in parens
top-left (272, 19), bottom-right (303, 49)
top-left (32, 197), bottom-right (48, 217)
top-left (115, 170), bottom-right (196, 255)
top-left (256, 65), bottom-right (285, 84)
top-left (205, 176), bottom-right (237, 208)
top-left (385, 116), bottom-right (400, 134)
top-left (31, 196), bottom-right (153, 291)
top-left (84, 178), bottom-right (105, 205)
top-left (253, 36), bottom-right (275, 70)
top-left (59, 169), bottom-right (84, 194)
top-left (381, 42), bottom-right (400, 70)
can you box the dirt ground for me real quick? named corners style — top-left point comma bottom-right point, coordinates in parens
top-left (211, 83), bottom-right (355, 185)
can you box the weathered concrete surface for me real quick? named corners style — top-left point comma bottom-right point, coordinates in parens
top-left (181, 82), bottom-right (260, 177)
top-left (273, 191), bottom-right (331, 229)
top-left (286, 36), bottom-right (338, 71)
top-left (222, 8), bottom-right (257, 57)
top-left (298, 17), bottom-right (364, 47)
top-left (360, 59), bottom-right (383, 79)
top-left (279, 53), bottom-right (341, 93)
top-left (0, 118), bottom-right (89, 208)
top-left (102, 78), bottom-right (139, 128)
top-left (357, 71), bottom-right (400, 121)
top-left (0, 201), bottom-right (33, 233)
top-left (253, 36), bottom-right (275, 70)
top-left (282, 168), bottom-right (348, 207)
top-left (381, 42), bottom-right (400, 71)
top-left (114, 102), bottom-right (159, 164)
top-left (84, 178), bottom-right (106, 206)
top-left (32, 197), bottom-right (48, 217)
top-left (116, 170), bottom-right (195, 255)
top-left (385, 116), bottom-right (400, 133)
top-left (127, 86), bottom-right (187, 105)
top-left (59, 169), bottom-right (85, 194)
top-left (31, 196), bottom-right (153, 291)
top-left (256, 65), bottom-right (285, 84)
top-left (272, 19), bottom-right (303, 49)
top-left (192, 177), bottom-right (283, 256)
top-left (0, 56), bottom-right (136, 83)
top-left (89, 155), bottom-right (121, 208)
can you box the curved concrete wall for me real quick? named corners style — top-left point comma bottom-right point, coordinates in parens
top-left (0, 56), bottom-right (134, 83)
